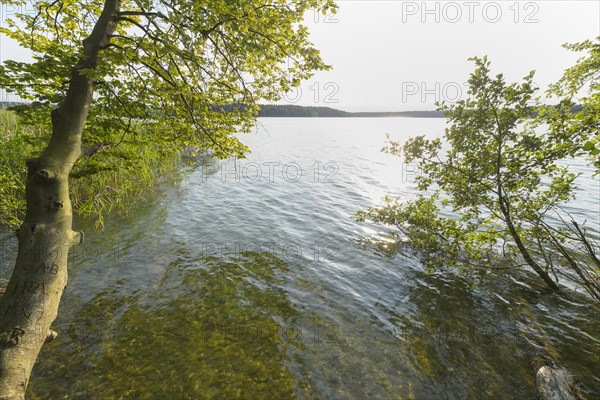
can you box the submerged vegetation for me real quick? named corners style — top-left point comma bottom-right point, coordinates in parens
top-left (27, 251), bottom-right (303, 399)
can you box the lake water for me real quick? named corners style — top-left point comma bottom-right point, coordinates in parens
top-left (1, 118), bottom-right (598, 399)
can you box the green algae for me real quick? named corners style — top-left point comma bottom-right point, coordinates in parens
top-left (28, 252), bottom-right (307, 399)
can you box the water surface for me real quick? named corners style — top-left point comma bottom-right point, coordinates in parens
top-left (0, 118), bottom-right (597, 399)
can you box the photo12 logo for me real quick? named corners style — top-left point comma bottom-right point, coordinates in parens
top-left (199, 160), bottom-right (340, 184)
top-left (401, 80), bottom-right (540, 105)
top-left (199, 241), bottom-right (339, 264)
top-left (402, 81), bottom-right (469, 105)
top-left (401, 1), bottom-right (540, 24)
top-left (312, 7), bottom-right (340, 24)
top-left (0, 90), bottom-right (11, 104)
top-left (1, 1), bottom-right (36, 26)
top-left (282, 81), bottom-right (340, 104)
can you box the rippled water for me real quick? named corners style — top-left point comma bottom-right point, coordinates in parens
top-left (1, 118), bottom-right (598, 399)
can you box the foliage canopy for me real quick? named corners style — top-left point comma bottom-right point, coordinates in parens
top-left (0, 0), bottom-right (336, 228)
top-left (1, 0), bottom-right (335, 155)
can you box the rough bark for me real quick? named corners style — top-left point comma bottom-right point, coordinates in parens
top-left (0, 1), bottom-right (121, 398)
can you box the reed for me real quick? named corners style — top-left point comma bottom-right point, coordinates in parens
top-left (0, 109), bottom-right (194, 230)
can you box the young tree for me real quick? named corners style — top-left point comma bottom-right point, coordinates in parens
top-left (0, 0), bottom-right (335, 397)
top-left (356, 49), bottom-right (599, 302)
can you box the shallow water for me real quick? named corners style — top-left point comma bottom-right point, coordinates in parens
top-left (0, 118), bottom-right (598, 399)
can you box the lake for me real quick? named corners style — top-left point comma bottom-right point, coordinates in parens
top-left (1, 118), bottom-right (598, 399)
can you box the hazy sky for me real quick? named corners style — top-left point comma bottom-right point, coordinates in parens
top-left (300, 0), bottom-right (600, 111)
top-left (1, 1), bottom-right (599, 111)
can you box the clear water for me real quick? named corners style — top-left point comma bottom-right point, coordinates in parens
top-left (0, 118), bottom-right (598, 399)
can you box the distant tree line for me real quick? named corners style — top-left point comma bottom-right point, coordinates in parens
top-left (254, 104), bottom-right (446, 118)
top-left (1, 102), bottom-right (581, 119)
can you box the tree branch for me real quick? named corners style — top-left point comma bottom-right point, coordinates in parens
top-left (81, 141), bottom-right (114, 157)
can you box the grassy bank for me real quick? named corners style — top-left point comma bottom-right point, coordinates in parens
top-left (0, 108), bottom-right (193, 230)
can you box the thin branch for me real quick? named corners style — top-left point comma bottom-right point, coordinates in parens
top-left (81, 141), bottom-right (113, 157)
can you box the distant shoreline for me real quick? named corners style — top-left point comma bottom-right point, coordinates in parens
top-left (0, 102), bottom-right (445, 118)
top-left (1, 102), bottom-right (582, 119)
top-left (257, 104), bottom-right (445, 118)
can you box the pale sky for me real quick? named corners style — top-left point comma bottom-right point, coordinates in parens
top-left (300, 0), bottom-right (600, 111)
top-left (1, 1), bottom-right (599, 111)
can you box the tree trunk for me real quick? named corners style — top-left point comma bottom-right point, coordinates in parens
top-left (498, 197), bottom-right (560, 291)
top-left (0, 1), bottom-right (120, 398)
top-left (494, 131), bottom-right (560, 292)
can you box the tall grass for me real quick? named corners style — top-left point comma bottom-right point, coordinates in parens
top-left (0, 108), bottom-right (193, 230)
